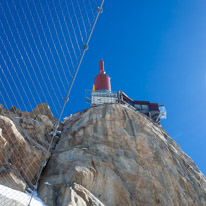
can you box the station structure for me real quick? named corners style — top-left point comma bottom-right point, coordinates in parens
top-left (86, 60), bottom-right (166, 124)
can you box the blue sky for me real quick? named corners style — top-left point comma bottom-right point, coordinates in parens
top-left (0, 0), bottom-right (206, 175)
top-left (71, 0), bottom-right (206, 175)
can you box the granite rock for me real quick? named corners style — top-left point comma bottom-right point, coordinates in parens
top-left (0, 103), bottom-right (58, 191)
top-left (38, 104), bottom-right (206, 206)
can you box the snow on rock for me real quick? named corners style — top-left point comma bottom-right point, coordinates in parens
top-left (0, 184), bottom-right (46, 206)
top-left (43, 182), bottom-right (51, 186)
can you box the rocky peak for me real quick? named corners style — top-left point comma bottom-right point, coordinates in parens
top-left (37, 104), bottom-right (206, 206)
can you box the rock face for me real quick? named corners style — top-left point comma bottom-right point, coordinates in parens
top-left (0, 103), bottom-right (58, 191)
top-left (38, 104), bottom-right (206, 206)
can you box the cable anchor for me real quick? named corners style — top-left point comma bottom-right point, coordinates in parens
top-left (82, 45), bottom-right (88, 50)
top-left (97, 7), bottom-right (103, 13)
top-left (63, 97), bottom-right (69, 103)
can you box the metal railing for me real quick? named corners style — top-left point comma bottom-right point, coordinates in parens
top-left (85, 90), bottom-right (118, 106)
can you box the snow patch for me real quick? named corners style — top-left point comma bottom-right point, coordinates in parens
top-left (44, 182), bottom-right (51, 186)
top-left (0, 184), bottom-right (46, 206)
top-left (170, 145), bottom-right (179, 154)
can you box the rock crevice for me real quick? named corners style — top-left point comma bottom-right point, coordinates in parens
top-left (0, 103), bottom-right (59, 191)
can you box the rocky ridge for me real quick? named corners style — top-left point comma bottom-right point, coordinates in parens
top-left (0, 103), bottom-right (206, 206)
top-left (0, 103), bottom-right (60, 192)
top-left (37, 104), bottom-right (206, 206)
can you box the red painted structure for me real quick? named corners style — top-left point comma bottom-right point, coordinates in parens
top-left (90, 60), bottom-right (166, 124)
top-left (118, 91), bottom-right (162, 124)
top-left (94, 60), bottom-right (111, 91)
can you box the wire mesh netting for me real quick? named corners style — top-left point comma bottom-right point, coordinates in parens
top-left (0, 0), bottom-right (104, 205)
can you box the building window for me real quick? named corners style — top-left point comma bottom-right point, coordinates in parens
top-left (134, 104), bottom-right (149, 111)
top-left (134, 104), bottom-right (142, 110)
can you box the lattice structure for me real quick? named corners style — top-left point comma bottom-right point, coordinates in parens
top-left (0, 0), bottom-right (104, 205)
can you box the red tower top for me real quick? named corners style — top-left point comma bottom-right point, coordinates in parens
top-left (94, 60), bottom-right (111, 91)
top-left (99, 60), bottom-right (104, 74)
